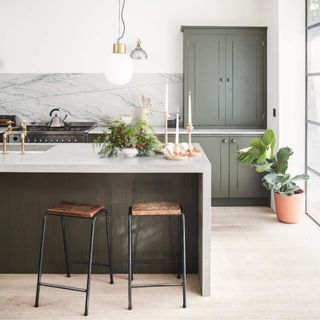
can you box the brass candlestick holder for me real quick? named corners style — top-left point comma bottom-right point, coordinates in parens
top-left (164, 142), bottom-right (188, 161)
top-left (186, 123), bottom-right (201, 157)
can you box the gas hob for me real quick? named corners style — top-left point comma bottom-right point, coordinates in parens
top-left (9, 122), bottom-right (96, 143)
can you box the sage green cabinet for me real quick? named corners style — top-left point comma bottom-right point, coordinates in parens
top-left (186, 35), bottom-right (226, 126)
top-left (190, 136), bottom-right (229, 198)
top-left (182, 27), bottom-right (267, 128)
top-left (191, 135), bottom-right (267, 199)
top-left (158, 134), bottom-right (268, 201)
top-left (229, 136), bottom-right (268, 198)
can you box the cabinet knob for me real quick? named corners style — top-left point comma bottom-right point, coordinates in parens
top-left (222, 139), bottom-right (228, 143)
top-left (219, 77), bottom-right (225, 82)
top-left (231, 139), bottom-right (237, 143)
top-left (226, 77), bottom-right (232, 82)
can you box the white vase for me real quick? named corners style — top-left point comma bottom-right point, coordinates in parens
top-left (122, 148), bottom-right (138, 157)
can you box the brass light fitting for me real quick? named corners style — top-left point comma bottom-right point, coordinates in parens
top-left (130, 38), bottom-right (148, 60)
top-left (113, 42), bottom-right (126, 54)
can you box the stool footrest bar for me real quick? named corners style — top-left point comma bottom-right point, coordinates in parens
top-left (39, 282), bottom-right (87, 293)
top-left (68, 258), bottom-right (111, 268)
top-left (131, 283), bottom-right (183, 288)
top-left (133, 259), bottom-right (179, 265)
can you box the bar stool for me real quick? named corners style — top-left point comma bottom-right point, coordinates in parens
top-left (34, 202), bottom-right (113, 316)
top-left (128, 201), bottom-right (186, 310)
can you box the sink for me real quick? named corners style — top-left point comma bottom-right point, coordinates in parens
top-left (0, 144), bottom-right (55, 153)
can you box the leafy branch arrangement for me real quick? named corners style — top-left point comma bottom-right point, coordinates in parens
top-left (94, 120), bottom-right (163, 157)
top-left (236, 129), bottom-right (309, 196)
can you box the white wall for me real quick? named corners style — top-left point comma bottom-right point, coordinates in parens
top-left (262, 0), bottom-right (279, 149)
top-left (262, 0), bottom-right (305, 177)
top-left (278, 0), bottom-right (305, 176)
top-left (0, 0), bottom-right (263, 73)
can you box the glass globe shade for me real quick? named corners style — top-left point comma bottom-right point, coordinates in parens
top-left (105, 53), bottom-right (133, 86)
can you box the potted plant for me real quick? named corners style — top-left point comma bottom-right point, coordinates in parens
top-left (236, 129), bottom-right (309, 223)
top-left (94, 120), bottom-right (162, 157)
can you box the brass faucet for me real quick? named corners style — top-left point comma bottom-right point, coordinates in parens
top-left (2, 120), bottom-right (13, 154)
top-left (20, 121), bottom-right (27, 154)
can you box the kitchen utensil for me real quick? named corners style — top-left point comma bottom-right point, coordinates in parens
top-left (48, 108), bottom-right (67, 127)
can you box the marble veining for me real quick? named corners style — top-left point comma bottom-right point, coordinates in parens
top-left (0, 73), bottom-right (183, 126)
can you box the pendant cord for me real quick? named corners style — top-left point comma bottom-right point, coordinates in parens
top-left (118, 0), bottom-right (120, 40)
top-left (117, 0), bottom-right (126, 42)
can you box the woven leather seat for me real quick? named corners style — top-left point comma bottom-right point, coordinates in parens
top-left (132, 201), bottom-right (181, 216)
top-left (47, 201), bottom-right (105, 218)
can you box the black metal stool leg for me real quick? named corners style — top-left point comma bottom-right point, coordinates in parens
top-left (105, 210), bottom-right (114, 284)
top-left (84, 217), bottom-right (97, 316)
top-left (128, 211), bottom-right (133, 310)
top-left (35, 214), bottom-right (48, 308)
top-left (181, 213), bottom-right (187, 308)
top-left (177, 215), bottom-right (182, 279)
top-left (60, 216), bottom-right (71, 278)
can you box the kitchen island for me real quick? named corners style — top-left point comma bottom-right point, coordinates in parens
top-left (0, 143), bottom-right (211, 296)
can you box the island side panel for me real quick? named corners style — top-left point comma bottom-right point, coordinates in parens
top-left (199, 168), bottom-right (212, 296)
top-left (0, 173), bottom-right (199, 276)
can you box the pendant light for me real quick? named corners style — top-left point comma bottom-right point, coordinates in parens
top-left (105, 0), bottom-right (133, 86)
top-left (130, 38), bottom-right (148, 60)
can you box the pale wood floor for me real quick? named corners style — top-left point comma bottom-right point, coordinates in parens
top-left (1, 207), bottom-right (320, 319)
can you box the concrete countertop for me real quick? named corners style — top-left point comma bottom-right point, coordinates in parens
top-left (89, 126), bottom-right (265, 135)
top-left (0, 143), bottom-right (211, 173)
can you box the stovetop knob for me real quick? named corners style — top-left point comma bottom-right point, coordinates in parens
top-left (61, 139), bottom-right (64, 143)
top-left (55, 139), bottom-right (59, 143)
top-left (74, 139), bottom-right (78, 143)
top-left (50, 139), bottom-right (54, 143)
top-left (33, 139), bottom-right (37, 143)
top-left (67, 139), bottom-right (71, 143)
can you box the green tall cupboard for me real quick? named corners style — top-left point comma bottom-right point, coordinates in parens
top-left (182, 27), bottom-right (267, 129)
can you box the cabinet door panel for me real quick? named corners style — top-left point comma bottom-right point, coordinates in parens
top-left (191, 136), bottom-right (229, 198)
top-left (226, 35), bottom-right (265, 126)
top-left (187, 35), bottom-right (226, 126)
top-left (229, 136), bottom-right (268, 198)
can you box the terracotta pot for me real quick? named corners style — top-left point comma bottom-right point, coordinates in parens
top-left (274, 189), bottom-right (305, 224)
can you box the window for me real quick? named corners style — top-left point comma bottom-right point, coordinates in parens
top-left (307, 0), bottom-right (320, 222)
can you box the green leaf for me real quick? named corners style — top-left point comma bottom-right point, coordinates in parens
top-left (290, 174), bottom-right (310, 182)
top-left (257, 152), bottom-right (267, 163)
top-left (262, 129), bottom-right (276, 147)
top-left (262, 129), bottom-right (276, 159)
top-left (274, 147), bottom-right (293, 174)
top-left (253, 161), bottom-right (273, 173)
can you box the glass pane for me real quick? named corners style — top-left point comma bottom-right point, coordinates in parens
top-left (307, 170), bottom-right (320, 222)
top-left (307, 123), bottom-right (320, 172)
top-left (308, 0), bottom-right (320, 26)
top-left (307, 76), bottom-right (320, 122)
top-left (307, 26), bottom-right (320, 73)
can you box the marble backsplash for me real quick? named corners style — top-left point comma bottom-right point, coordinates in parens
top-left (0, 73), bottom-right (183, 126)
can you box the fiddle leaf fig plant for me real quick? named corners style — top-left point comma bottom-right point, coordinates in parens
top-left (236, 129), bottom-right (309, 196)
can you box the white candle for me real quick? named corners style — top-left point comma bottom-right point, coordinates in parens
top-left (165, 83), bottom-right (168, 113)
top-left (188, 91), bottom-right (192, 124)
top-left (175, 108), bottom-right (179, 144)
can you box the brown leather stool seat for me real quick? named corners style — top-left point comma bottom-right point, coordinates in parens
top-left (132, 201), bottom-right (181, 216)
top-left (47, 201), bottom-right (105, 218)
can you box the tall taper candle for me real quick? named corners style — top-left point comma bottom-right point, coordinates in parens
top-left (188, 91), bottom-right (192, 124)
top-left (165, 83), bottom-right (168, 113)
top-left (175, 108), bottom-right (179, 144)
